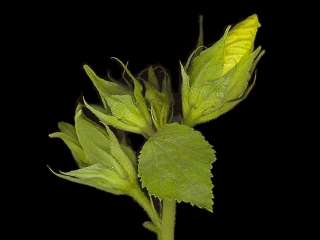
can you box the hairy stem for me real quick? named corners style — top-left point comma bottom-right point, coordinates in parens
top-left (129, 187), bottom-right (161, 229)
top-left (159, 200), bottom-right (176, 240)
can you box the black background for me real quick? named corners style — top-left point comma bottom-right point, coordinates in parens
top-left (6, 0), bottom-right (310, 239)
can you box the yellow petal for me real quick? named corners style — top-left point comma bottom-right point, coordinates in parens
top-left (223, 14), bottom-right (261, 74)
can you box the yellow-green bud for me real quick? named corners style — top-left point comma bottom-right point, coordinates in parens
top-left (182, 14), bottom-right (265, 126)
top-left (139, 65), bottom-right (173, 129)
top-left (223, 14), bottom-right (261, 74)
top-left (83, 62), bottom-right (155, 137)
top-left (49, 105), bottom-right (138, 195)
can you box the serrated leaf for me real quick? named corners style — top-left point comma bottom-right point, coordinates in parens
top-left (138, 123), bottom-right (215, 211)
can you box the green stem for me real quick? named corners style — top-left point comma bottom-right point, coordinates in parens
top-left (159, 200), bottom-right (176, 240)
top-left (182, 110), bottom-right (197, 127)
top-left (129, 187), bottom-right (161, 229)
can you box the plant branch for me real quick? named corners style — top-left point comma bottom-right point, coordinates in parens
top-left (129, 186), bottom-right (161, 230)
top-left (159, 200), bottom-right (176, 240)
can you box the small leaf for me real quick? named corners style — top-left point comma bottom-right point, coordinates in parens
top-left (147, 66), bottom-right (160, 90)
top-left (121, 144), bottom-right (136, 167)
top-left (142, 221), bottom-right (158, 233)
top-left (84, 64), bottom-right (129, 109)
top-left (110, 57), bottom-right (153, 130)
top-left (74, 109), bottom-right (125, 176)
top-left (49, 164), bottom-right (129, 195)
top-left (189, 27), bottom-right (230, 86)
top-left (180, 63), bottom-right (191, 120)
top-left (185, 15), bottom-right (205, 71)
top-left (49, 131), bottom-right (87, 168)
top-left (196, 15), bottom-right (204, 50)
top-left (49, 121), bottom-right (87, 167)
top-left (84, 100), bottom-right (143, 134)
top-left (105, 125), bottom-right (136, 181)
top-left (132, 78), bottom-right (152, 124)
top-left (106, 95), bottom-right (143, 124)
top-left (145, 81), bottom-right (169, 129)
top-left (138, 123), bottom-right (215, 211)
top-left (83, 64), bottom-right (129, 96)
top-left (58, 122), bottom-right (77, 139)
top-left (195, 47), bottom-right (263, 124)
top-left (143, 66), bottom-right (172, 129)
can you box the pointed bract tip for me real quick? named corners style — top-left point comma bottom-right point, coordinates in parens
top-left (83, 64), bottom-right (90, 71)
top-left (48, 133), bottom-right (55, 138)
top-left (245, 13), bottom-right (261, 27)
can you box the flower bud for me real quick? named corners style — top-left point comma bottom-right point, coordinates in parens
top-left (138, 65), bottom-right (173, 129)
top-left (182, 14), bottom-right (265, 126)
top-left (49, 105), bottom-right (138, 195)
top-left (223, 14), bottom-right (261, 74)
top-left (83, 61), bottom-right (155, 137)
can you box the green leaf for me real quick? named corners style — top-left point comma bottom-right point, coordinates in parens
top-left (49, 121), bottom-right (87, 167)
top-left (58, 122), bottom-right (77, 139)
top-left (138, 123), bottom-right (215, 211)
top-left (189, 27), bottom-right (230, 86)
top-left (132, 78), bottom-right (152, 124)
top-left (142, 66), bottom-right (172, 129)
top-left (195, 47), bottom-right (264, 124)
top-left (185, 15), bottom-right (205, 71)
top-left (83, 64), bottom-right (129, 109)
top-left (145, 81), bottom-right (169, 129)
top-left (49, 131), bottom-right (87, 168)
top-left (121, 144), bottom-right (137, 167)
top-left (180, 63), bottom-right (191, 120)
top-left (74, 109), bottom-right (125, 176)
top-left (196, 15), bottom-right (204, 50)
top-left (83, 64), bottom-right (129, 96)
top-left (184, 46), bottom-right (264, 126)
top-left (189, 78), bottom-right (227, 115)
top-left (49, 164), bottom-right (129, 195)
top-left (105, 125), bottom-right (137, 181)
top-left (84, 100), bottom-right (143, 134)
top-left (110, 57), bottom-right (153, 130)
top-left (147, 66), bottom-right (160, 89)
top-left (142, 221), bottom-right (158, 233)
top-left (105, 95), bottom-right (146, 128)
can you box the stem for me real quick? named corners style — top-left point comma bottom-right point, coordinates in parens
top-left (129, 187), bottom-right (161, 229)
top-left (182, 110), bottom-right (197, 127)
top-left (159, 200), bottom-right (176, 240)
